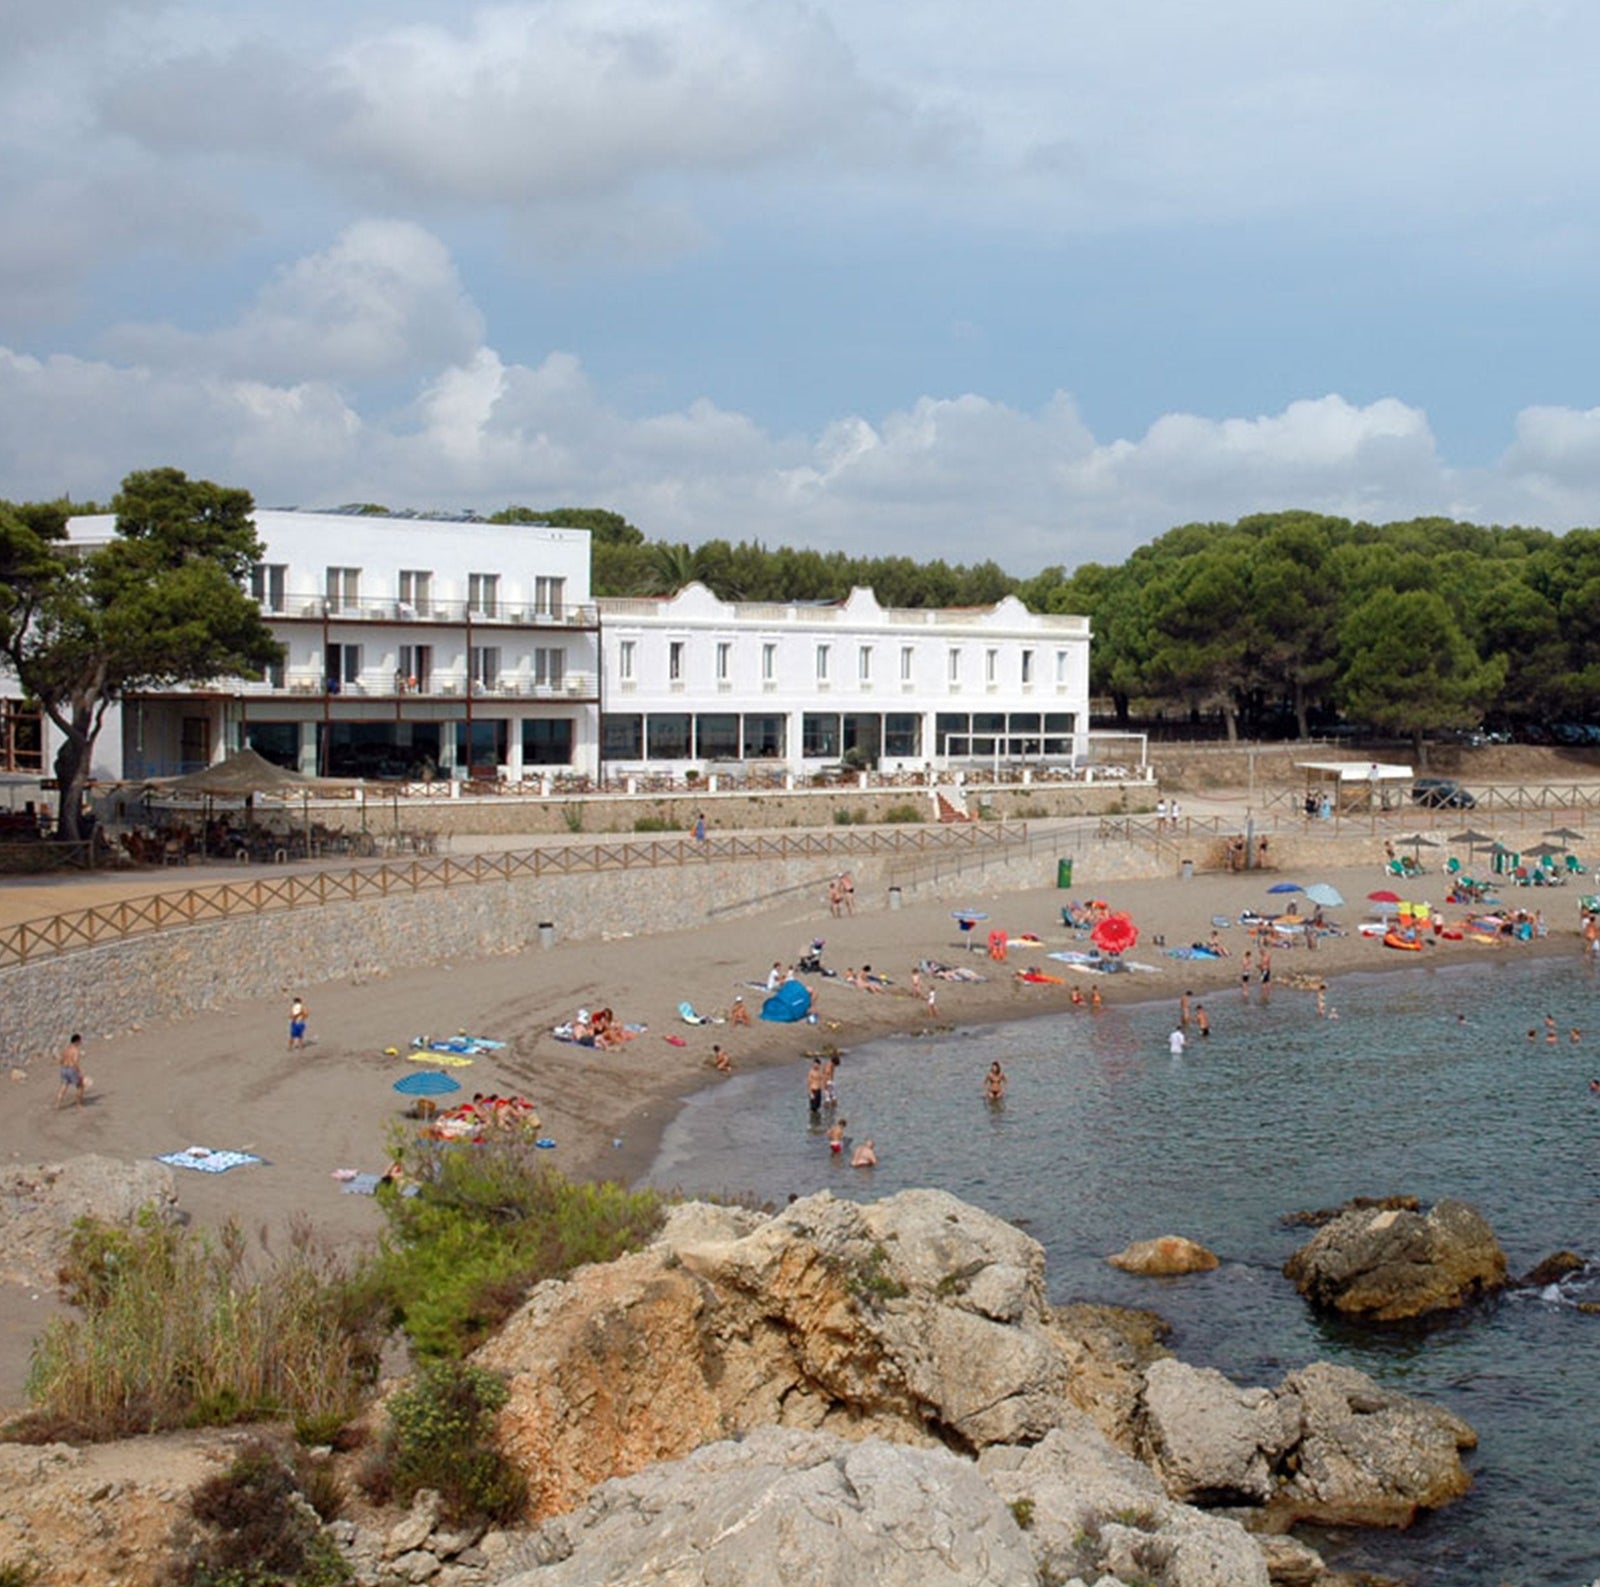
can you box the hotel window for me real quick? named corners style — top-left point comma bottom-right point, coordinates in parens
top-left (250, 563), bottom-right (286, 612)
top-left (1055, 649), bottom-right (1069, 686)
top-left (469, 645), bottom-right (501, 688)
top-left (900, 645), bottom-right (913, 683)
top-left (947, 648), bottom-right (961, 685)
top-left (1021, 649), bottom-right (1035, 685)
top-left (325, 567), bottom-right (361, 610)
top-left (398, 644), bottom-right (431, 691)
top-left (398, 569), bottom-right (432, 615)
top-left (858, 645), bottom-right (873, 683)
top-left (669, 641), bottom-right (685, 682)
top-left (761, 642), bottom-right (777, 682)
top-left (816, 644), bottom-right (831, 682)
top-left (534, 648), bottom-right (565, 688)
top-left (716, 641), bottom-right (732, 682)
top-left (985, 648), bottom-right (999, 685)
top-left (325, 642), bottom-right (361, 690)
top-left (619, 639), bottom-right (637, 682)
top-left (534, 576), bottom-right (565, 618)
top-left (468, 573), bottom-right (499, 618)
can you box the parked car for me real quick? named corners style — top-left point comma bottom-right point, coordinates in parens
top-left (1411, 777), bottom-right (1476, 809)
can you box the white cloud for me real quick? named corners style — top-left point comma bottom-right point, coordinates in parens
top-left (105, 219), bottom-right (484, 383)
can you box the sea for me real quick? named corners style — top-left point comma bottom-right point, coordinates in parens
top-left (647, 954), bottom-right (1600, 1587)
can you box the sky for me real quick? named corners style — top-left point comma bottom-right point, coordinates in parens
top-left (5, 0), bottom-right (1600, 575)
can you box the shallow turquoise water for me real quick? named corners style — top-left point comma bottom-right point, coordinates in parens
top-left (648, 956), bottom-right (1600, 1586)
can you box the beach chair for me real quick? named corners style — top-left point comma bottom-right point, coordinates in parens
top-left (1446, 856), bottom-right (1461, 876)
top-left (1386, 859), bottom-right (1407, 878)
top-left (1564, 853), bottom-right (1586, 876)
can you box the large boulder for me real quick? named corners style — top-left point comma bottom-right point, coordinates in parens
top-left (1282, 1197), bottom-right (1507, 1321)
top-left (1138, 1359), bottom-right (1298, 1505)
top-left (475, 1189), bottom-right (1078, 1520)
top-left (501, 1426), bottom-right (1039, 1587)
top-left (1136, 1359), bottom-right (1476, 1530)
top-left (1268, 1362), bottom-right (1477, 1528)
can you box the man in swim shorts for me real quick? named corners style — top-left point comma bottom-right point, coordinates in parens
top-left (55, 1033), bottom-right (85, 1109)
top-left (806, 1057), bottom-right (826, 1116)
top-left (288, 995), bottom-right (308, 1051)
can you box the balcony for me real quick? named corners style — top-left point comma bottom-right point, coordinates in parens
top-left (214, 671), bottom-right (601, 701)
top-left (269, 596), bottom-right (599, 628)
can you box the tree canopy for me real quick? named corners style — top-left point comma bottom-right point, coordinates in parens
top-left (0, 468), bottom-right (282, 839)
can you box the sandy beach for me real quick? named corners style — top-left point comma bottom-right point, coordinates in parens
top-left (0, 841), bottom-right (1586, 1409)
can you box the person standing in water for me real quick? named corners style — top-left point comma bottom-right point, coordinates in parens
top-left (984, 1061), bottom-right (1007, 1102)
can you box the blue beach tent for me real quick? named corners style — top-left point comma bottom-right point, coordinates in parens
top-left (761, 979), bottom-right (813, 1023)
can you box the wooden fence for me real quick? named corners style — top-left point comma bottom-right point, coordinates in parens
top-left (0, 822), bottom-right (1029, 970)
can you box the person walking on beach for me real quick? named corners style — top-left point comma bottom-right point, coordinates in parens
top-left (693, 811), bottom-right (707, 842)
top-left (55, 1033), bottom-right (86, 1109)
top-left (288, 995), bottom-right (308, 1051)
top-left (984, 1061), bottom-right (1007, 1102)
top-left (925, 983), bottom-right (938, 1018)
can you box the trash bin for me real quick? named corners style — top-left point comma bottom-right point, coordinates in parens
top-left (888, 886), bottom-right (902, 911)
top-left (1180, 859), bottom-right (1194, 881)
top-left (538, 921), bottom-right (555, 950)
top-left (1056, 857), bottom-right (1073, 888)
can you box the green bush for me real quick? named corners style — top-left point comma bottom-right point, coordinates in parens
top-left (170, 1437), bottom-right (351, 1586)
top-left (19, 1211), bottom-right (381, 1444)
top-left (364, 1143), bottom-right (663, 1358)
top-left (362, 1361), bottom-right (525, 1526)
top-left (633, 815), bottom-right (677, 832)
top-left (832, 808), bottom-right (869, 826)
top-left (882, 803), bottom-right (923, 823)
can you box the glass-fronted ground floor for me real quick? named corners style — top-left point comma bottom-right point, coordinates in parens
top-left (121, 698), bottom-right (589, 781)
top-left (600, 708), bottom-right (1080, 769)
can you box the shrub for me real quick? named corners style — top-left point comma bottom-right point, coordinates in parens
top-left (365, 1144), bottom-right (663, 1358)
top-left (882, 803), bottom-right (923, 823)
top-left (362, 1361), bottom-right (525, 1526)
top-left (832, 808), bottom-right (869, 826)
top-left (0, 1558), bottom-right (42, 1587)
top-left (633, 815), bottom-right (676, 832)
top-left (170, 1437), bottom-right (351, 1586)
top-left (559, 803), bottom-right (584, 833)
top-left (20, 1211), bottom-right (381, 1443)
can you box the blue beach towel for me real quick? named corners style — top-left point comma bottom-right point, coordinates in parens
top-left (157, 1148), bottom-right (264, 1174)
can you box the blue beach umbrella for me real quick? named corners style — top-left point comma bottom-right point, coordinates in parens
top-left (1267, 882), bottom-right (1304, 894)
top-left (392, 1070), bottom-right (461, 1097)
top-left (1304, 883), bottom-right (1345, 909)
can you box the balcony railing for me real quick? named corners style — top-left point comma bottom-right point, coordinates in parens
top-left (199, 672), bottom-right (601, 700)
top-left (264, 597), bottom-right (598, 627)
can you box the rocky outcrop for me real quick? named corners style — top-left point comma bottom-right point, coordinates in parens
top-left (475, 1188), bottom-right (1076, 1519)
top-left (475, 1187), bottom-right (1476, 1548)
top-left (1108, 1236), bottom-right (1219, 1275)
top-left (503, 1426), bottom-right (1038, 1587)
top-left (1138, 1359), bottom-right (1476, 1528)
top-left (502, 1423), bottom-right (1280, 1587)
top-left (1282, 1197), bottom-right (1507, 1321)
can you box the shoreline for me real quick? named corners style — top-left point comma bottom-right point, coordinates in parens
top-left (0, 848), bottom-right (1587, 1406)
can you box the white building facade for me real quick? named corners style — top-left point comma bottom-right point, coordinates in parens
top-left (597, 585), bottom-right (1091, 778)
top-left (66, 510), bottom-right (601, 782)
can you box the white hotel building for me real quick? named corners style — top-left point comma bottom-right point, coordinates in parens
top-left (38, 511), bottom-right (1091, 784)
top-left (597, 584), bottom-right (1091, 777)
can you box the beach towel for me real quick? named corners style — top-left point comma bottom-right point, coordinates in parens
top-left (664, 1034), bottom-right (688, 1046)
top-left (411, 1036), bottom-right (505, 1056)
top-left (679, 1002), bottom-right (708, 1024)
top-left (157, 1147), bottom-right (263, 1174)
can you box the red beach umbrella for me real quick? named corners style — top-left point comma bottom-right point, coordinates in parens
top-left (1091, 912), bottom-right (1139, 956)
top-left (1367, 890), bottom-right (1402, 903)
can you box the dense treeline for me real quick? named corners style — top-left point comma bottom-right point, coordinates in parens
top-left (500, 504), bottom-right (1600, 748)
top-left (490, 505), bottom-right (1021, 610)
top-left (1017, 511), bottom-right (1600, 747)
